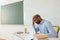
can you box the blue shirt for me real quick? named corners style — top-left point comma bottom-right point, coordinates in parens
top-left (33, 19), bottom-right (57, 38)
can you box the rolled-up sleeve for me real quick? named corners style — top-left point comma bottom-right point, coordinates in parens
top-left (33, 25), bottom-right (39, 33)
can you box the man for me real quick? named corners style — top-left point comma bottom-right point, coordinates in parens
top-left (32, 14), bottom-right (57, 38)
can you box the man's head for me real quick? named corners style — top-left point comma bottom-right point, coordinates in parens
top-left (32, 14), bottom-right (42, 25)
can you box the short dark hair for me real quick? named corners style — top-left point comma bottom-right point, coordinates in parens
top-left (32, 14), bottom-right (42, 25)
top-left (33, 14), bottom-right (40, 20)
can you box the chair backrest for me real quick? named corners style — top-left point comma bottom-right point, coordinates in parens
top-left (53, 26), bottom-right (59, 34)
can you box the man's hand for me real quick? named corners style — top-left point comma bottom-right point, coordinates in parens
top-left (34, 33), bottom-right (48, 39)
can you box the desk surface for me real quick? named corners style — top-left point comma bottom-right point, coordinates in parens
top-left (14, 32), bottom-right (59, 40)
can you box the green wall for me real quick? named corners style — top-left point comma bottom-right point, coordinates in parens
top-left (1, 1), bottom-right (23, 24)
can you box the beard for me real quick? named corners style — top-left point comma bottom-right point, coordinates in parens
top-left (36, 20), bottom-right (40, 24)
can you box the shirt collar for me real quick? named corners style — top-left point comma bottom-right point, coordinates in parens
top-left (40, 19), bottom-right (45, 24)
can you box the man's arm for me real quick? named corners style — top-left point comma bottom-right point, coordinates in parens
top-left (46, 22), bottom-right (57, 37)
top-left (33, 25), bottom-right (39, 33)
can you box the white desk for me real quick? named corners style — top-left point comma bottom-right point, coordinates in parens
top-left (14, 32), bottom-right (59, 40)
top-left (48, 38), bottom-right (59, 40)
top-left (14, 32), bottom-right (34, 40)
top-left (13, 26), bottom-right (59, 40)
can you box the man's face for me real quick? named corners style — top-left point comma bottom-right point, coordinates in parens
top-left (34, 17), bottom-right (41, 24)
top-left (35, 19), bottom-right (40, 24)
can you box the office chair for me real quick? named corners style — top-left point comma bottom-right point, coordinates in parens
top-left (53, 26), bottom-right (59, 38)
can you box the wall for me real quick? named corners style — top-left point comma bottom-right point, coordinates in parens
top-left (24, 0), bottom-right (60, 26)
top-left (0, 0), bottom-right (22, 6)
